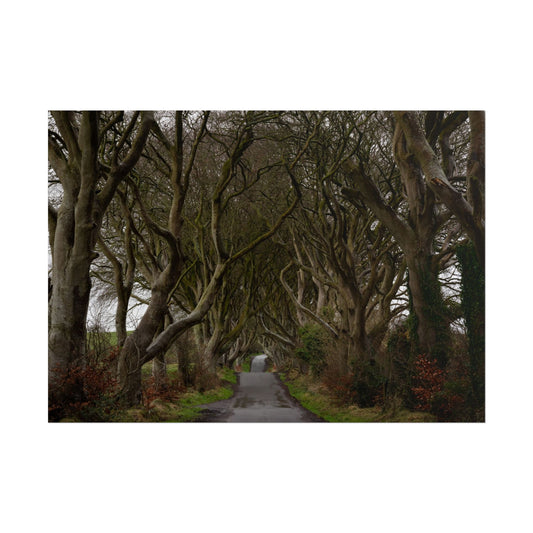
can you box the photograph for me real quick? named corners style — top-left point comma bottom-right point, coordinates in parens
top-left (48, 110), bottom-right (485, 423)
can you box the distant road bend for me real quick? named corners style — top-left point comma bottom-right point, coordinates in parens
top-left (199, 355), bottom-right (323, 422)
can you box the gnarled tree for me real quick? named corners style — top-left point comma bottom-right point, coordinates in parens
top-left (48, 111), bottom-right (154, 411)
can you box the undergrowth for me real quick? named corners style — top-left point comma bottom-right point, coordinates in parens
top-left (122, 364), bottom-right (236, 422)
top-left (281, 371), bottom-right (435, 423)
top-left (55, 360), bottom-right (236, 422)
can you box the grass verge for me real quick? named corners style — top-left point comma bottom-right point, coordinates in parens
top-left (280, 372), bottom-right (435, 423)
top-left (120, 365), bottom-right (236, 422)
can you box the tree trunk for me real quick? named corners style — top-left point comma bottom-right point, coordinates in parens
top-left (405, 251), bottom-right (450, 368)
top-left (203, 322), bottom-right (223, 372)
top-left (152, 352), bottom-right (167, 389)
top-left (48, 112), bottom-right (100, 409)
top-left (315, 281), bottom-right (327, 317)
top-left (117, 288), bottom-right (169, 405)
top-left (295, 267), bottom-right (307, 327)
top-left (352, 303), bottom-right (372, 361)
top-left (115, 295), bottom-right (129, 348)
top-left (457, 242), bottom-right (485, 419)
top-left (48, 247), bottom-right (93, 406)
top-left (152, 313), bottom-right (172, 389)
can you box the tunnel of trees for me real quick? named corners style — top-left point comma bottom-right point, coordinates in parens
top-left (48, 110), bottom-right (484, 422)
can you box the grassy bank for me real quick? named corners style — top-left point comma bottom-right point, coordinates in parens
top-left (280, 372), bottom-right (435, 423)
top-left (122, 384), bottom-right (233, 422)
top-left (121, 365), bottom-right (236, 422)
top-left (59, 363), bottom-right (236, 422)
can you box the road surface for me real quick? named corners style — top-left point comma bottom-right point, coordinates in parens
top-left (198, 355), bottom-right (323, 422)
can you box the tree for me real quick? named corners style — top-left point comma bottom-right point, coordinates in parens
top-left (394, 111), bottom-right (485, 267)
top-left (93, 188), bottom-right (137, 348)
top-left (341, 112), bottom-right (467, 368)
top-left (116, 111), bottom-right (320, 405)
top-left (48, 111), bottom-right (154, 412)
top-left (280, 113), bottom-right (407, 370)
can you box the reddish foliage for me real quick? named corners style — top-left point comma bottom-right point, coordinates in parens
top-left (106, 346), bottom-right (121, 363)
top-left (372, 386), bottom-right (385, 407)
top-left (411, 354), bottom-right (445, 411)
top-left (49, 348), bottom-right (119, 421)
top-left (142, 376), bottom-right (184, 408)
top-left (430, 391), bottom-right (466, 421)
top-left (322, 373), bottom-right (358, 405)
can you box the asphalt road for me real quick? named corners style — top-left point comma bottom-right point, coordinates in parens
top-left (198, 355), bottom-right (323, 422)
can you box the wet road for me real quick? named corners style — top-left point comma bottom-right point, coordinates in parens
top-left (250, 354), bottom-right (268, 372)
top-left (198, 355), bottom-right (323, 422)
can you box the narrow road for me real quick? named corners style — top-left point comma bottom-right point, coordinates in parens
top-left (198, 355), bottom-right (323, 422)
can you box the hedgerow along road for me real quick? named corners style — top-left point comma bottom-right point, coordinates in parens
top-left (198, 355), bottom-right (323, 422)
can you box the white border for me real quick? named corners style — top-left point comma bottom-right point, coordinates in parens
top-left (2, 1), bottom-right (531, 532)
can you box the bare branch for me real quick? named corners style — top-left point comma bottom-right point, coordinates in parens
top-left (279, 263), bottom-right (338, 338)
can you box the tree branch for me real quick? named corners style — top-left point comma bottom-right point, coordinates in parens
top-left (279, 263), bottom-right (338, 338)
top-left (98, 111), bottom-right (155, 211)
top-left (394, 111), bottom-right (484, 267)
top-left (341, 159), bottom-right (414, 247)
top-left (51, 111), bottom-right (81, 167)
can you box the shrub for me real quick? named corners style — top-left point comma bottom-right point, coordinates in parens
top-left (385, 321), bottom-right (415, 406)
top-left (142, 375), bottom-right (184, 407)
top-left (322, 371), bottom-right (358, 405)
top-left (295, 324), bottom-right (327, 377)
top-left (409, 351), bottom-right (483, 421)
top-left (321, 352), bottom-right (385, 408)
top-left (194, 367), bottom-right (220, 393)
top-left (49, 347), bottom-right (120, 422)
top-left (410, 354), bottom-right (445, 411)
top-left (430, 381), bottom-right (468, 422)
top-left (431, 351), bottom-right (478, 422)
top-left (351, 359), bottom-right (386, 408)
